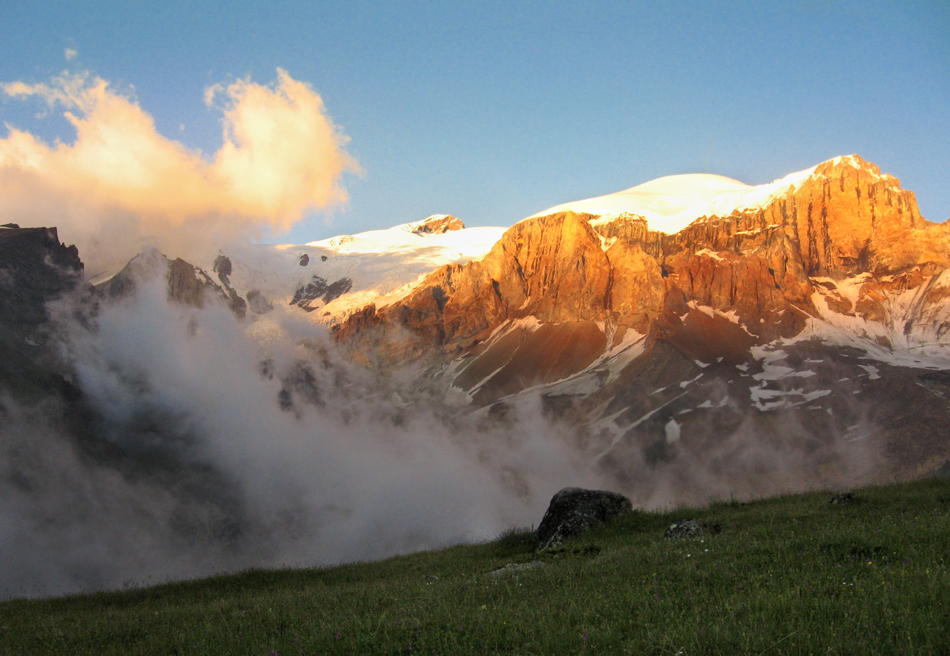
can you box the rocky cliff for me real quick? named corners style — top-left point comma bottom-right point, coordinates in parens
top-left (0, 225), bottom-right (84, 333)
top-left (0, 225), bottom-right (107, 453)
top-left (0, 225), bottom-right (87, 399)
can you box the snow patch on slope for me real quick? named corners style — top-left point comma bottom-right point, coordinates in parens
top-left (207, 223), bottom-right (505, 322)
top-left (807, 270), bottom-right (950, 366)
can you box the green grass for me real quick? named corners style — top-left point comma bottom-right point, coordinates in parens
top-left (2, 478), bottom-right (950, 655)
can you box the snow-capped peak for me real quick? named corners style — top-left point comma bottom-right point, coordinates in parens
top-left (526, 162), bottom-right (831, 234)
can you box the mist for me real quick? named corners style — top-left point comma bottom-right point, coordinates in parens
top-left (0, 252), bottom-right (902, 599)
top-left (0, 272), bottom-right (606, 599)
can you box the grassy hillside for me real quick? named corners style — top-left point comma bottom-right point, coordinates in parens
top-left (2, 478), bottom-right (949, 655)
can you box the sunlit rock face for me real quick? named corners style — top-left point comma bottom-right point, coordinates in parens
top-left (338, 155), bottom-right (950, 358)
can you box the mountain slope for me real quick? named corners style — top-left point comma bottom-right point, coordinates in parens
top-left (4, 477), bottom-right (950, 654)
top-left (0, 225), bottom-right (87, 401)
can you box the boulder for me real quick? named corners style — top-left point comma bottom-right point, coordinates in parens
top-left (535, 487), bottom-right (632, 552)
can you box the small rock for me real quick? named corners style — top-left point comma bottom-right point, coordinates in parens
top-left (829, 492), bottom-right (855, 505)
top-left (247, 289), bottom-right (274, 315)
top-left (212, 254), bottom-right (232, 284)
top-left (487, 561), bottom-right (544, 577)
top-left (663, 519), bottom-right (721, 539)
top-left (664, 519), bottom-right (705, 539)
top-left (299, 253), bottom-right (310, 266)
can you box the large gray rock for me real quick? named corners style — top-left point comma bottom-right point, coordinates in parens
top-left (535, 487), bottom-right (632, 551)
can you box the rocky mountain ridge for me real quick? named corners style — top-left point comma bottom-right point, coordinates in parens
top-left (335, 156), bottom-right (950, 362)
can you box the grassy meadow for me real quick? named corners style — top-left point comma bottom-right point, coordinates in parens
top-left (2, 478), bottom-right (949, 655)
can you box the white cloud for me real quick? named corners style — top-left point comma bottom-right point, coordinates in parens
top-left (64, 48), bottom-right (78, 61)
top-left (0, 69), bottom-right (360, 276)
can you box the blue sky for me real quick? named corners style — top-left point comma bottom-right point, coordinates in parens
top-left (1, 1), bottom-right (948, 246)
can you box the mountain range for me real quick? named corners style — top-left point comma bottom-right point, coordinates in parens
top-left (329, 154), bottom-right (950, 500)
top-left (3, 153), bottom-right (950, 596)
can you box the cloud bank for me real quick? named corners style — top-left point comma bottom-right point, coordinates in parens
top-left (0, 69), bottom-right (359, 276)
